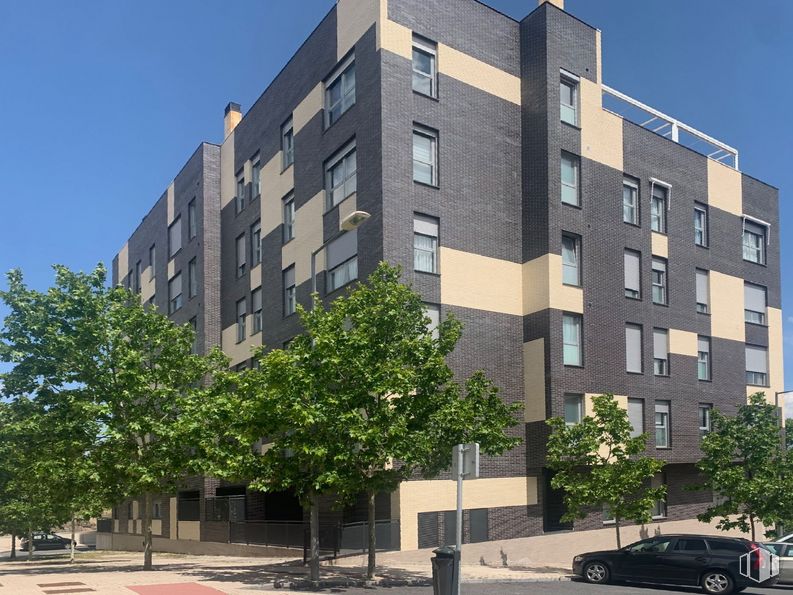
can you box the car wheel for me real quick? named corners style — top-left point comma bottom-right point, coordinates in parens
top-left (583, 561), bottom-right (610, 584)
top-left (701, 570), bottom-right (734, 594)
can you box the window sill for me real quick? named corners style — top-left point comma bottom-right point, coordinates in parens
top-left (698, 379), bottom-right (712, 383)
top-left (561, 201), bottom-right (582, 210)
top-left (561, 120), bottom-right (581, 132)
top-left (281, 162), bottom-right (294, 174)
top-left (654, 374), bottom-right (670, 378)
top-left (326, 277), bottom-right (358, 296)
top-left (626, 371), bottom-right (644, 376)
top-left (252, 329), bottom-right (262, 336)
top-left (414, 180), bottom-right (440, 190)
top-left (695, 243), bottom-right (709, 249)
top-left (282, 237), bottom-right (295, 247)
top-left (651, 515), bottom-right (667, 521)
top-left (623, 221), bottom-right (641, 228)
top-left (413, 90), bottom-right (439, 102)
top-left (625, 296), bottom-right (642, 301)
top-left (697, 310), bottom-right (711, 316)
top-left (325, 192), bottom-right (356, 215)
top-left (652, 302), bottom-right (669, 308)
top-left (742, 259), bottom-right (767, 267)
top-left (562, 282), bottom-right (582, 289)
top-left (651, 230), bottom-right (668, 236)
top-left (322, 104), bottom-right (355, 133)
top-left (235, 338), bottom-right (246, 345)
top-left (746, 383), bottom-right (770, 388)
top-left (415, 270), bottom-right (441, 277)
top-left (656, 446), bottom-right (671, 450)
top-left (563, 364), bottom-right (585, 369)
top-left (744, 321), bottom-right (768, 328)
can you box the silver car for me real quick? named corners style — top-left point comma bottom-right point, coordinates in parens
top-left (764, 542), bottom-right (793, 584)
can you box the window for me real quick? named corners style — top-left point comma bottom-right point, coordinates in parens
top-left (327, 230), bottom-right (358, 292)
top-left (149, 244), bottom-right (156, 279)
top-left (655, 401), bottom-right (670, 448)
top-left (414, 215), bottom-right (439, 273)
top-left (236, 298), bottom-right (246, 342)
top-left (283, 266), bottom-right (296, 316)
top-left (188, 258), bottom-right (197, 299)
top-left (696, 269), bottom-right (709, 313)
top-left (283, 194), bottom-right (295, 243)
top-left (250, 220), bottom-right (262, 267)
top-left (281, 116), bottom-right (294, 168)
top-left (564, 394), bottom-right (584, 426)
top-left (651, 184), bottom-right (667, 233)
top-left (168, 272), bottom-right (182, 314)
top-left (412, 35), bottom-right (437, 97)
top-left (562, 313), bottom-right (583, 367)
top-left (153, 501), bottom-right (162, 520)
top-left (742, 220), bottom-right (767, 264)
top-left (653, 328), bottom-right (669, 376)
top-left (623, 177), bottom-right (639, 225)
top-left (235, 234), bottom-right (246, 278)
top-left (745, 345), bottom-right (768, 386)
top-left (424, 303), bottom-right (440, 339)
top-left (694, 203), bottom-right (708, 247)
top-left (134, 261), bottom-right (141, 294)
top-left (651, 257), bottom-right (667, 305)
top-left (628, 398), bottom-right (644, 438)
top-left (235, 171), bottom-right (245, 214)
top-left (624, 249), bottom-right (641, 299)
top-left (561, 233), bottom-right (581, 286)
top-left (127, 270), bottom-right (133, 291)
top-left (699, 404), bottom-right (712, 435)
top-left (189, 317), bottom-right (198, 353)
top-left (188, 198), bottom-right (197, 240)
top-left (168, 216), bottom-right (182, 258)
top-left (650, 474), bottom-right (667, 518)
top-left (560, 152), bottom-right (579, 206)
top-left (413, 126), bottom-right (438, 186)
top-left (625, 323), bottom-right (643, 373)
top-left (325, 142), bottom-right (357, 209)
top-left (560, 74), bottom-right (578, 126)
top-left (675, 538), bottom-right (707, 553)
top-left (252, 287), bottom-right (262, 334)
top-left (744, 282), bottom-right (767, 324)
top-left (252, 159), bottom-right (261, 198)
top-left (325, 55), bottom-right (355, 127)
top-left (697, 336), bottom-right (711, 381)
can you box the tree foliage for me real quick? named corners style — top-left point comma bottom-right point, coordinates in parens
top-left (695, 392), bottom-right (793, 540)
top-left (546, 393), bottom-right (666, 548)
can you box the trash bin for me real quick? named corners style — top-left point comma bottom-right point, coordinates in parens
top-left (431, 545), bottom-right (458, 595)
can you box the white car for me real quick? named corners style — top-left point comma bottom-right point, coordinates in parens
top-left (778, 533), bottom-right (793, 543)
top-left (764, 542), bottom-right (793, 584)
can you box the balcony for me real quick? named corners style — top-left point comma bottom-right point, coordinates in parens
top-left (602, 85), bottom-right (739, 170)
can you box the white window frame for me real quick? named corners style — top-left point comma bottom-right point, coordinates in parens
top-left (325, 141), bottom-right (357, 209)
top-left (655, 401), bottom-right (670, 448)
top-left (414, 215), bottom-right (439, 274)
top-left (168, 272), bottom-right (182, 314)
top-left (560, 152), bottom-right (579, 206)
top-left (742, 216), bottom-right (769, 265)
top-left (653, 328), bottom-right (669, 377)
top-left (412, 36), bottom-right (437, 98)
top-left (188, 258), bottom-right (197, 299)
top-left (252, 287), bottom-right (263, 334)
top-left (744, 282), bottom-right (767, 325)
top-left (281, 116), bottom-right (294, 169)
top-left (694, 203), bottom-right (708, 247)
top-left (413, 125), bottom-right (438, 186)
top-left (284, 267), bottom-right (296, 317)
top-left (149, 244), bottom-right (156, 280)
top-left (236, 298), bottom-right (246, 343)
top-left (188, 198), bottom-right (197, 240)
top-left (235, 233), bottom-right (246, 278)
top-left (283, 193), bottom-right (295, 243)
top-left (626, 323), bottom-right (643, 374)
top-left (564, 393), bottom-right (584, 427)
top-left (252, 158), bottom-right (261, 198)
top-left (561, 233), bottom-right (581, 287)
top-left (651, 257), bottom-right (667, 305)
top-left (697, 336), bottom-right (711, 381)
top-left (650, 181), bottom-right (669, 233)
top-left (560, 70), bottom-right (579, 126)
top-left (745, 344), bottom-right (768, 386)
top-left (328, 256), bottom-right (358, 292)
top-left (696, 268), bottom-right (710, 314)
top-left (250, 220), bottom-right (262, 267)
top-left (168, 216), bottom-right (182, 258)
top-left (324, 54), bottom-right (356, 128)
top-left (562, 313), bottom-right (583, 367)
top-left (699, 404), bottom-right (712, 435)
top-left (235, 171), bottom-right (246, 214)
top-left (623, 177), bottom-right (639, 225)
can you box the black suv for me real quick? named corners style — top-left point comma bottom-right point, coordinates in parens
top-left (572, 534), bottom-right (777, 594)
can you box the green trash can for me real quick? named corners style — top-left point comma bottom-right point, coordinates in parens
top-left (431, 545), bottom-right (458, 595)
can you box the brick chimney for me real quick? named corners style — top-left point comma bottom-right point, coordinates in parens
top-left (224, 102), bottom-right (242, 138)
top-left (538, 0), bottom-right (564, 8)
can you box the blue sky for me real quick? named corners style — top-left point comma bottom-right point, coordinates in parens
top-left (0, 0), bottom-right (791, 404)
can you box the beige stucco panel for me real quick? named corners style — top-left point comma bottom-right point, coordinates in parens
top-left (440, 248), bottom-right (522, 316)
top-left (250, 264), bottom-right (261, 292)
top-left (113, 520), bottom-right (119, 533)
top-left (117, 242), bottom-right (129, 285)
top-left (524, 339), bottom-right (546, 422)
top-left (167, 258), bottom-right (175, 281)
top-left (707, 159), bottom-right (742, 216)
top-left (140, 269), bottom-right (155, 304)
top-left (337, 0), bottom-right (379, 60)
top-left (580, 78), bottom-right (623, 172)
top-left (768, 307), bottom-right (784, 401)
top-left (651, 232), bottom-right (668, 259)
top-left (522, 253), bottom-right (582, 315)
top-left (220, 131), bottom-right (236, 209)
top-left (293, 84), bottom-right (323, 135)
top-left (260, 152), bottom-right (295, 236)
top-left (379, 17), bottom-right (411, 59)
top-left (585, 394), bottom-right (627, 460)
top-left (166, 182), bottom-right (175, 225)
top-left (221, 323), bottom-right (256, 367)
top-left (669, 329), bottom-right (697, 357)
top-left (437, 43), bottom-right (520, 105)
top-left (710, 271), bottom-right (745, 342)
top-left (177, 521), bottom-right (200, 541)
top-left (282, 191), bottom-right (325, 286)
top-left (151, 519), bottom-right (162, 537)
top-left (595, 29), bottom-right (602, 85)
top-left (398, 477), bottom-right (538, 550)
top-left (128, 520), bottom-right (134, 534)
top-left (169, 497), bottom-right (177, 540)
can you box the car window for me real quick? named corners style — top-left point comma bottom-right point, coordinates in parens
top-left (627, 537), bottom-right (672, 553)
top-left (33, 534), bottom-right (43, 541)
top-left (47, 534), bottom-right (57, 540)
top-left (765, 544), bottom-right (784, 555)
top-left (708, 539), bottom-right (748, 555)
top-left (674, 538), bottom-right (707, 553)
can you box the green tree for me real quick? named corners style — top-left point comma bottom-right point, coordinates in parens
top-left (0, 265), bottom-right (228, 569)
top-left (546, 393), bottom-right (666, 548)
top-left (192, 263), bottom-right (522, 582)
top-left (696, 392), bottom-right (793, 540)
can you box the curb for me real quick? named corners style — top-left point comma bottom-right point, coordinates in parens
top-left (273, 577), bottom-right (434, 590)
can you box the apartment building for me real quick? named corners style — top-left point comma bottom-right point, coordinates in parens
top-left (108, 0), bottom-right (782, 553)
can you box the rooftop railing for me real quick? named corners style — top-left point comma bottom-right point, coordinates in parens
top-left (602, 84), bottom-right (739, 170)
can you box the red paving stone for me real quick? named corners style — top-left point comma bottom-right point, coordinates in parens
top-left (126, 584), bottom-right (227, 595)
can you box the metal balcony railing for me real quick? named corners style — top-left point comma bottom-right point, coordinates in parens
top-left (602, 84), bottom-right (739, 170)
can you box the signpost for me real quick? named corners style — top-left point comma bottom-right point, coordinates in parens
top-left (452, 443), bottom-right (479, 594)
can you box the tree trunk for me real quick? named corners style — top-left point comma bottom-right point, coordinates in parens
top-left (750, 513), bottom-right (756, 542)
top-left (10, 534), bottom-right (16, 560)
top-left (309, 493), bottom-right (320, 585)
top-left (27, 527), bottom-right (33, 561)
top-left (367, 490), bottom-right (376, 580)
top-left (614, 516), bottom-right (622, 549)
top-left (143, 492), bottom-right (154, 570)
top-left (70, 517), bottom-right (76, 563)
